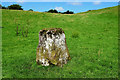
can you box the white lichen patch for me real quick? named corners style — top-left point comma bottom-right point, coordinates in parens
top-left (36, 28), bottom-right (70, 67)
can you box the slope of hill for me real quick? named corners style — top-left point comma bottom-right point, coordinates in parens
top-left (2, 6), bottom-right (118, 78)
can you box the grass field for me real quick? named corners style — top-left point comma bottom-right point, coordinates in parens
top-left (2, 6), bottom-right (118, 78)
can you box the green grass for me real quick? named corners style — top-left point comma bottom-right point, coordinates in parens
top-left (2, 6), bottom-right (118, 78)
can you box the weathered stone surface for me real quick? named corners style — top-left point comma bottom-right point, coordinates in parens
top-left (36, 28), bottom-right (70, 67)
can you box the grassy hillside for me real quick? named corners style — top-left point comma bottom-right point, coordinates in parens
top-left (2, 6), bottom-right (118, 78)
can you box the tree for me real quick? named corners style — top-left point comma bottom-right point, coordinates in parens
top-left (8, 4), bottom-right (23, 10)
top-left (63, 10), bottom-right (74, 14)
top-left (48, 9), bottom-right (58, 13)
top-left (28, 9), bottom-right (33, 11)
top-left (2, 6), bottom-right (7, 9)
top-left (53, 9), bottom-right (58, 13)
top-left (0, 4), bottom-right (1, 9)
top-left (0, 4), bottom-right (7, 9)
top-left (58, 12), bottom-right (62, 14)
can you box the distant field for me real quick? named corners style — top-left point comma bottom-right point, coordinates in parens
top-left (2, 6), bottom-right (118, 78)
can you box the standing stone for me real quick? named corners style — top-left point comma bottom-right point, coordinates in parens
top-left (36, 28), bottom-right (70, 67)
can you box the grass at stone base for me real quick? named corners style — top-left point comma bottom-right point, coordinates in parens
top-left (2, 6), bottom-right (118, 78)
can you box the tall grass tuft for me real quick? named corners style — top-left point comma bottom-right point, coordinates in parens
top-left (71, 32), bottom-right (79, 38)
top-left (22, 26), bottom-right (24, 37)
top-left (25, 27), bottom-right (28, 37)
top-left (16, 26), bottom-right (19, 36)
